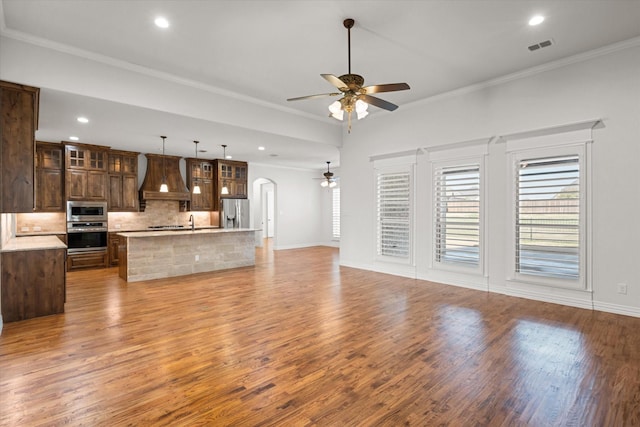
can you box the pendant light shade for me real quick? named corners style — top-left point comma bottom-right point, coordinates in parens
top-left (221, 145), bottom-right (229, 195)
top-left (192, 140), bottom-right (201, 194)
top-left (159, 136), bottom-right (169, 192)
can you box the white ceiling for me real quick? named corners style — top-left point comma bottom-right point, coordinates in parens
top-left (2, 0), bottom-right (640, 170)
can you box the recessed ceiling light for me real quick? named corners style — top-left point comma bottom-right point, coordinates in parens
top-left (226, 155), bottom-right (233, 159)
top-left (77, 116), bottom-right (89, 123)
top-left (154, 17), bottom-right (170, 28)
top-left (69, 136), bottom-right (79, 141)
top-left (529, 15), bottom-right (545, 26)
top-left (258, 146), bottom-right (265, 151)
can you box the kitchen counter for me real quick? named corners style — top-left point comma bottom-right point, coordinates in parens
top-left (117, 228), bottom-right (257, 282)
top-left (1, 235), bottom-right (67, 252)
top-left (109, 225), bottom-right (220, 233)
top-left (117, 227), bottom-right (248, 238)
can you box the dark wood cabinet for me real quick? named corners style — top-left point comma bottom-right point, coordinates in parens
top-left (1, 248), bottom-right (66, 322)
top-left (64, 143), bottom-right (109, 201)
top-left (186, 158), bottom-right (214, 211)
top-left (108, 232), bottom-right (121, 266)
top-left (67, 250), bottom-right (108, 271)
top-left (35, 141), bottom-right (64, 211)
top-left (213, 160), bottom-right (248, 210)
top-left (0, 80), bottom-right (39, 213)
top-left (108, 150), bottom-right (139, 211)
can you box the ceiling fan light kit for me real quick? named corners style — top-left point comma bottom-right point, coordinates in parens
top-left (287, 18), bottom-right (410, 133)
top-left (320, 161), bottom-right (337, 188)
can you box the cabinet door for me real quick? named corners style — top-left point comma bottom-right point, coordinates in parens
top-left (108, 233), bottom-right (120, 266)
top-left (122, 154), bottom-right (137, 175)
top-left (201, 180), bottom-right (214, 210)
top-left (0, 85), bottom-right (36, 212)
top-left (66, 146), bottom-right (87, 169)
top-left (88, 150), bottom-right (107, 170)
top-left (121, 174), bottom-right (138, 210)
top-left (37, 169), bottom-right (64, 211)
top-left (108, 174), bottom-right (122, 210)
top-left (86, 170), bottom-right (107, 200)
top-left (66, 170), bottom-right (88, 200)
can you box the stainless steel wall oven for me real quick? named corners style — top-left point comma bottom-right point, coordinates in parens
top-left (66, 201), bottom-right (108, 254)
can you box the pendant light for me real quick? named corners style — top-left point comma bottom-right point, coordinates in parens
top-left (221, 145), bottom-right (229, 195)
top-left (192, 140), bottom-right (201, 194)
top-left (159, 136), bottom-right (169, 192)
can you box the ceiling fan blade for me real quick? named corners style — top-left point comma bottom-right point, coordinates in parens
top-left (359, 94), bottom-right (399, 111)
top-left (361, 82), bottom-right (410, 94)
top-left (321, 74), bottom-right (348, 90)
top-left (287, 93), bottom-right (340, 101)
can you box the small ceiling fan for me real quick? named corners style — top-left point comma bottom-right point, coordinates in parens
top-left (287, 18), bottom-right (410, 132)
top-left (316, 161), bottom-right (338, 188)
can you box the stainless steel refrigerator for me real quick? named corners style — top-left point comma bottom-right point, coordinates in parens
top-left (220, 199), bottom-right (250, 229)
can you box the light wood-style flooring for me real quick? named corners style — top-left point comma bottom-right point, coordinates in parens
top-left (1, 243), bottom-right (639, 426)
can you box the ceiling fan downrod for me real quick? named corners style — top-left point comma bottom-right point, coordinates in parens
top-left (344, 18), bottom-right (354, 75)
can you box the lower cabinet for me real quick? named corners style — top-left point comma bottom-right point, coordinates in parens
top-left (108, 232), bottom-right (120, 266)
top-left (1, 248), bottom-right (66, 322)
top-left (67, 250), bottom-right (108, 271)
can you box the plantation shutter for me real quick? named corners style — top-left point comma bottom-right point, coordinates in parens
top-left (434, 163), bottom-right (480, 266)
top-left (376, 171), bottom-right (410, 258)
top-left (516, 155), bottom-right (580, 280)
top-left (332, 188), bottom-right (340, 239)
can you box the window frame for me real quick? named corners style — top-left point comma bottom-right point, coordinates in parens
top-left (374, 163), bottom-right (414, 265)
top-left (508, 143), bottom-right (588, 290)
top-left (332, 187), bottom-right (340, 240)
top-left (432, 158), bottom-right (484, 274)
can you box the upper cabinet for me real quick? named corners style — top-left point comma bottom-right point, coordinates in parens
top-left (186, 158), bottom-right (214, 211)
top-left (0, 80), bottom-right (39, 213)
top-left (108, 150), bottom-right (139, 211)
top-left (64, 142), bottom-right (109, 201)
top-left (214, 160), bottom-right (248, 209)
top-left (35, 141), bottom-right (64, 212)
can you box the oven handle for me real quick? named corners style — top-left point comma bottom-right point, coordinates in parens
top-left (67, 228), bottom-right (108, 233)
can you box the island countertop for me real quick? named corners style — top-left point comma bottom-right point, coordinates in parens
top-left (116, 228), bottom-right (257, 238)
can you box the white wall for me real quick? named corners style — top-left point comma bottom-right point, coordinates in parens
top-left (341, 43), bottom-right (640, 317)
top-left (249, 163), bottom-right (330, 250)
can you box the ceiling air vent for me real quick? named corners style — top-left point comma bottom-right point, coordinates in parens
top-left (528, 39), bottom-right (554, 52)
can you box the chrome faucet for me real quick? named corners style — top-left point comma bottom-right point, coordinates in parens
top-left (189, 214), bottom-right (194, 231)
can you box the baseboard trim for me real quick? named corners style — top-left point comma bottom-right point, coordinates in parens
top-left (593, 301), bottom-right (640, 318)
top-left (492, 286), bottom-right (594, 310)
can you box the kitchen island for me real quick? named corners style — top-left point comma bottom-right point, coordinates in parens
top-left (117, 228), bottom-right (256, 282)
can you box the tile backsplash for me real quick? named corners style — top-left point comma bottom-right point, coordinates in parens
top-left (16, 212), bottom-right (65, 233)
top-left (108, 200), bottom-right (216, 231)
top-left (15, 201), bottom-right (218, 233)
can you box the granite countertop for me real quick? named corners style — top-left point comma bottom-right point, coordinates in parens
top-left (118, 228), bottom-right (256, 238)
top-left (16, 231), bottom-right (66, 237)
top-left (1, 235), bottom-right (67, 252)
top-left (110, 226), bottom-right (220, 232)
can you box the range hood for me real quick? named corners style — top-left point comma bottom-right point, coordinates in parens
top-left (139, 153), bottom-right (190, 210)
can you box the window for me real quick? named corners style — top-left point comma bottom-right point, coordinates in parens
top-left (434, 163), bottom-right (480, 267)
top-left (332, 187), bottom-right (340, 239)
top-left (515, 154), bottom-right (581, 281)
top-left (376, 170), bottom-right (411, 259)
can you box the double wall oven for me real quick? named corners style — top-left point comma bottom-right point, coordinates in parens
top-left (66, 201), bottom-right (108, 254)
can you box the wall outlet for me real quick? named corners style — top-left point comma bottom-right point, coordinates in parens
top-left (617, 283), bottom-right (628, 295)
top-left (195, 254), bottom-right (199, 262)
top-left (20, 227), bottom-right (29, 232)
top-left (115, 224), bottom-right (121, 229)
top-left (33, 226), bottom-right (42, 231)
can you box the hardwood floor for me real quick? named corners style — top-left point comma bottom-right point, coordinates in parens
top-left (1, 243), bottom-right (639, 426)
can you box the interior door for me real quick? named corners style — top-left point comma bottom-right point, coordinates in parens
top-left (266, 190), bottom-right (274, 238)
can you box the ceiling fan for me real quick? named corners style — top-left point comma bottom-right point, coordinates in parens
top-left (317, 161), bottom-right (338, 188)
top-left (287, 18), bottom-right (410, 132)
